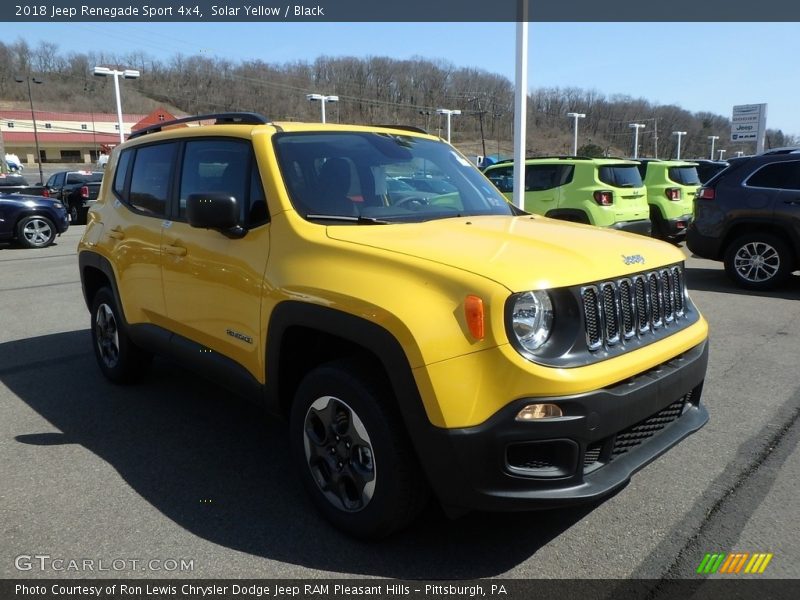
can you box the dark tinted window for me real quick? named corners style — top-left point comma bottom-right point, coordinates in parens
top-left (695, 162), bottom-right (728, 183)
top-left (746, 161), bottom-right (800, 190)
top-left (129, 143), bottom-right (177, 216)
top-left (66, 172), bottom-right (104, 184)
top-left (525, 165), bottom-right (570, 191)
top-left (113, 150), bottom-right (132, 198)
top-left (668, 166), bottom-right (700, 185)
top-left (598, 165), bottom-right (643, 188)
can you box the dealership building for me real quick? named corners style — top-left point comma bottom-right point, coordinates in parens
top-left (0, 108), bottom-right (180, 165)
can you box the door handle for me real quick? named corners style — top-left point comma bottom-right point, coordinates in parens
top-left (164, 244), bottom-right (187, 257)
top-left (107, 226), bottom-right (124, 240)
top-left (783, 199), bottom-right (800, 205)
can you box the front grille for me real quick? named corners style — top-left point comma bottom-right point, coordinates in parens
top-left (581, 265), bottom-right (686, 352)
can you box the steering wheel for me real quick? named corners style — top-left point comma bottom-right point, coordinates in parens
top-left (394, 196), bottom-right (431, 210)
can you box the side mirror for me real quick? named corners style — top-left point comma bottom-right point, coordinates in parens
top-left (186, 193), bottom-right (246, 239)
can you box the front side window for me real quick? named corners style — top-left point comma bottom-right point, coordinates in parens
top-left (178, 138), bottom-right (267, 225)
top-left (274, 132), bottom-right (514, 223)
top-left (128, 143), bottom-right (177, 217)
top-left (486, 165), bottom-right (513, 193)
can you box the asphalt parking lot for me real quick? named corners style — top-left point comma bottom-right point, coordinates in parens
top-left (1, 225), bottom-right (799, 581)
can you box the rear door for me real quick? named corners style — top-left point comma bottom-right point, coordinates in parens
top-left (523, 164), bottom-right (561, 215)
top-left (744, 159), bottom-right (800, 238)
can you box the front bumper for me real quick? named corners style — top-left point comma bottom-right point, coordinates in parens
top-left (610, 219), bottom-right (652, 236)
top-left (417, 340), bottom-right (708, 512)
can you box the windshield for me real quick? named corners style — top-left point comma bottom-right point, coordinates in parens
top-left (668, 166), bottom-right (701, 185)
top-left (273, 132), bottom-right (513, 223)
top-left (598, 165), bottom-right (643, 188)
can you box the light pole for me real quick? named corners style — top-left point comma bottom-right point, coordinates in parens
top-left (566, 112), bottom-right (585, 156)
top-left (629, 123), bottom-right (646, 159)
top-left (93, 66), bottom-right (141, 143)
top-left (708, 135), bottom-right (719, 160)
top-left (436, 108), bottom-right (461, 143)
top-left (718, 149), bottom-right (727, 160)
top-left (306, 94), bottom-right (339, 123)
top-left (672, 131), bottom-right (687, 159)
top-left (14, 74), bottom-right (44, 184)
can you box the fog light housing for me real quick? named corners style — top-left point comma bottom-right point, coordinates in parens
top-left (516, 403), bottom-right (563, 421)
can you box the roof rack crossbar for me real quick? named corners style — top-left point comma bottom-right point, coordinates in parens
top-left (128, 112), bottom-right (270, 140)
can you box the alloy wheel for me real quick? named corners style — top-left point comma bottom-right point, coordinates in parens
top-left (302, 395), bottom-right (376, 512)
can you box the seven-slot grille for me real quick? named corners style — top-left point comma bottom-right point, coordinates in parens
top-left (581, 265), bottom-right (685, 351)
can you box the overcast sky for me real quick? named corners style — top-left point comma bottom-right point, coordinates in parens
top-left (2, 21), bottom-right (797, 138)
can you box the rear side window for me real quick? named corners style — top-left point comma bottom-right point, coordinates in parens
top-left (745, 161), bottom-right (800, 190)
top-left (525, 165), bottom-right (573, 191)
top-left (128, 143), bottom-right (177, 217)
top-left (668, 167), bottom-right (701, 185)
top-left (598, 165), bottom-right (643, 188)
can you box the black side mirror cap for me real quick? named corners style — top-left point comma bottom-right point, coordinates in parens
top-left (186, 193), bottom-right (246, 239)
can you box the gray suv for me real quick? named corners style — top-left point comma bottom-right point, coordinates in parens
top-left (687, 149), bottom-right (800, 289)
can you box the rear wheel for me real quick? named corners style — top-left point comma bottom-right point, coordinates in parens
top-left (290, 359), bottom-right (429, 539)
top-left (723, 232), bottom-right (793, 290)
top-left (90, 287), bottom-right (151, 383)
top-left (16, 215), bottom-right (56, 248)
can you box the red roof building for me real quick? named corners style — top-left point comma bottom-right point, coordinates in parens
top-left (0, 108), bottom-right (181, 165)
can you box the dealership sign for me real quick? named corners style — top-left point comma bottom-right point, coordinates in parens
top-left (731, 104), bottom-right (767, 142)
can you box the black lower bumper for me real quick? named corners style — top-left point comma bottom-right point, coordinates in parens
top-left (417, 340), bottom-right (709, 513)
top-left (661, 213), bottom-right (693, 238)
top-left (611, 219), bottom-right (652, 237)
top-left (686, 225), bottom-right (723, 260)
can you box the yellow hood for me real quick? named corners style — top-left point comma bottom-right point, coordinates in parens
top-left (327, 215), bottom-right (684, 292)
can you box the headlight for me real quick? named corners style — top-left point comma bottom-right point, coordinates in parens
top-left (510, 290), bottom-right (553, 353)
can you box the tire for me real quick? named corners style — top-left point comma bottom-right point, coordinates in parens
top-left (290, 359), bottom-right (429, 539)
top-left (90, 287), bottom-right (151, 383)
top-left (723, 232), bottom-right (794, 290)
top-left (16, 215), bottom-right (56, 248)
top-left (68, 203), bottom-right (79, 225)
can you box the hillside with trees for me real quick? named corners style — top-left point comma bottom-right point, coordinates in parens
top-left (1, 39), bottom-right (794, 160)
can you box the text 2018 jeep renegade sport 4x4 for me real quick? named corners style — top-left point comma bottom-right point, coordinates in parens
top-left (78, 113), bottom-right (709, 538)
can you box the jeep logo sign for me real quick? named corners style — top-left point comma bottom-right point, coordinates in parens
top-left (622, 254), bottom-right (645, 265)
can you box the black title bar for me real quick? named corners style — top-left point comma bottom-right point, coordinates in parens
top-left (1, 0), bottom-right (798, 22)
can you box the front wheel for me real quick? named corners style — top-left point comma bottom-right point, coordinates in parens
top-left (290, 360), bottom-right (429, 539)
top-left (90, 287), bottom-right (151, 383)
top-left (723, 233), bottom-right (793, 290)
top-left (17, 215), bottom-right (56, 248)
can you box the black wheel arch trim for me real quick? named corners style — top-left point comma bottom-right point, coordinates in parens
top-left (544, 208), bottom-right (590, 224)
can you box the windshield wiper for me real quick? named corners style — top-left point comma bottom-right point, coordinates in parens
top-left (305, 214), bottom-right (391, 225)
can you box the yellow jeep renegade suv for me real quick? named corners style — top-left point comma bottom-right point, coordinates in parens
top-left (78, 113), bottom-right (709, 538)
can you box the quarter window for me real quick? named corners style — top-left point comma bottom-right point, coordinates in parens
top-left (746, 162), bottom-right (800, 190)
top-left (113, 150), bottom-right (133, 198)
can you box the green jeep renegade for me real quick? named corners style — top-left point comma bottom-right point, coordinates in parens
top-left (484, 157), bottom-right (651, 235)
top-left (636, 159), bottom-right (700, 240)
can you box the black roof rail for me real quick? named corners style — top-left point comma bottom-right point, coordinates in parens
top-left (128, 112), bottom-right (270, 140)
top-left (374, 124), bottom-right (429, 134)
top-left (527, 155), bottom-right (594, 161)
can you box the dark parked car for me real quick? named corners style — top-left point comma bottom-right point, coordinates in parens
top-left (0, 192), bottom-right (69, 248)
top-left (687, 149), bottom-right (800, 289)
top-left (0, 173), bottom-right (47, 196)
top-left (691, 159), bottom-right (730, 184)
